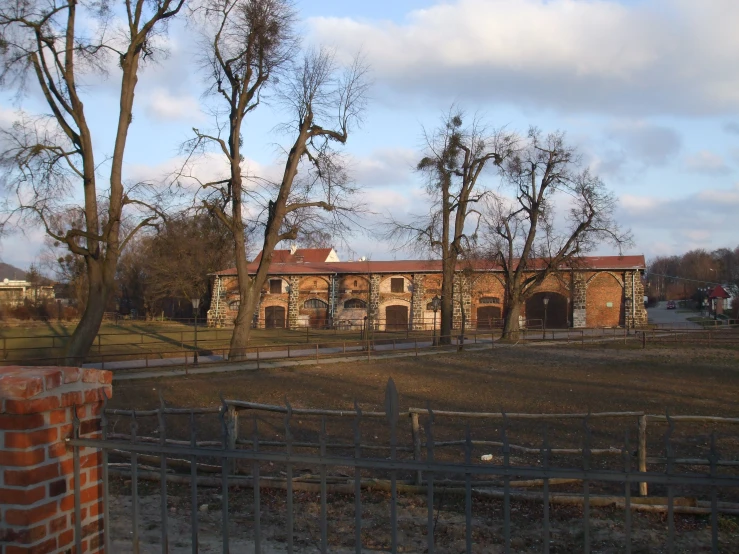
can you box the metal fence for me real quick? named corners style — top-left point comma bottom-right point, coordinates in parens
top-left (68, 380), bottom-right (739, 553)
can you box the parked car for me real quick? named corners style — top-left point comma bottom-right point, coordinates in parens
top-left (666, 300), bottom-right (676, 309)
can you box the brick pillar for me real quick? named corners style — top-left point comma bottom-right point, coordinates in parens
top-left (624, 271), bottom-right (648, 328)
top-left (452, 274), bottom-right (471, 330)
top-left (287, 276), bottom-right (300, 329)
top-left (369, 274), bottom-right (380, 330)
top-left (411, 275), bottom-right (426, 330)
top-left (1, 366), bottom-right (112, 554)
top-left (572, 274), bottom-right (587, 328)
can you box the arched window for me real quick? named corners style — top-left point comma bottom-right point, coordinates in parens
top-left (303, 298), bottom-right (328, 309)
top-left (353, 280), bottom-right (358, 287)
top-left (228, 300), bottom-right (240, 310)
top-left (344, 298), bottom-right (366, 309)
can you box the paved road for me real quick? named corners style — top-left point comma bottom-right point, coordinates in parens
top-left (647, 301), bottom-right (702, 328)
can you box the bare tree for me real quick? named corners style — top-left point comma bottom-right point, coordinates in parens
top-left (0, 0), bottom-right (185, 362)
top-left (483, 128), bottom-right (631, 339)
top-left (388, 109), bottom-right (516, 344)
top-left (181, 0), bottom-right (369, 358)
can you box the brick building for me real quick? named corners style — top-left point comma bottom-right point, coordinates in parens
top-left (207, 249), bottom-right (648, 330)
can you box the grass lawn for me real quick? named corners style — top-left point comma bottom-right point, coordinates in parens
top-left (0, 321), bottom-right (443, 363)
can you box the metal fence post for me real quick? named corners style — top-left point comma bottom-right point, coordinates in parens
top-left (316, 343), bottom-right (319, 363)
top-left (638, 415), bottom-right (648, 496)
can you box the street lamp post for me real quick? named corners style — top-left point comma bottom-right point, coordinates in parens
top-left (431, 295), bottom-right (441, 346)
top-left (191, 298), bottom-right (201, 364)
top-left (542, 297), bottom-right (549, 340)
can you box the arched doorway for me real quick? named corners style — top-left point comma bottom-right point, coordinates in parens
top-left (525, 292), bottom-right (568, 329)
top-left (476, 306), bottom-right (502, 329)
top-left (386, 305), bottom-right (409, 331)
top-left (265, 306), bottom-right (286, 328)
top-left (303, 298), bottom-right (329, 328)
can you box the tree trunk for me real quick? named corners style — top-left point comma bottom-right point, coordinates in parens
top-left (64, 258), bottom-right (112, 365)
top-left (439, 265), bottom-right (454, 345)
top-left (502, 291), bottom-right (522, 341)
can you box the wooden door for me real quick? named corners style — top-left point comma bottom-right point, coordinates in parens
top-left (525, 293), bottom-right (568, 329)
top-left (265, 306), bottom-right (286, 329)
top-left (476, 306), bottom-right (502, 329)
top-left (385, 305), bottom-right (409, 331)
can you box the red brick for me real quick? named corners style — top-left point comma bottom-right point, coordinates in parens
top-left (98, 371), bottom-right (112, 385)
top-left (4, 462), bottom-right (59, 486)
top-left (79, 419), bottom-right (100, 436)
top-left (49, 514), bottom-right (67, 534)
top-left (0, 485), bottom-right (46, 505)
top-left (82, 518), bottom-right (102, 538)
top-left (49, 409), bottom-right (67, 425)
top-left (0, 448), bottom-right (46, 467)
top-left (0, 375), bottom-right (44, 400)
top-left (43, 370), bottom-right (63, 391)
top-left (89, 402), bottom-right (104, 416)
top-left (4, 500), bottom-right (58, 526)
top-left (61, 485), bottom-right (99, 511)
top-left (4, 427), bottom-right (58, 449)
top-left (5, 536), bottom-right (57, 554)
top-left (0, 523), bottom-right (46, 545)
top-left (4, 396), bottom-right (60, 415)
top-left (87, 499), bottom-right (102, 518)
top-left (0, 413), bottom-right (46, 431)
top-left (57, 529), bottom-right (73, 548)
top-left (61, 367), bottom-right (82, 384)
top-left (80, 452), bottom-right (101, 469)
top-left (60, 458), bottom-right (73, 475)
top-left (47, 441), bottom-right (69, 459)
top-left (88, 530), bottom-right (104, 551)
top-left (60, 391), bottom-right (83, 409)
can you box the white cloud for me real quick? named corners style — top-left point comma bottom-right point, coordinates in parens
top-left (144, 88), bottom-right (203, 122)
top-left (309, 0), bottom-right (739, 116)
top-left (349, 148), bottom-right (418, 187)
top-left (684, 150), bottom-right (732, 175)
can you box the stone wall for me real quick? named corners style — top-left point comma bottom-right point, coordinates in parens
top-left (572, 274), bottom-right (587, 328)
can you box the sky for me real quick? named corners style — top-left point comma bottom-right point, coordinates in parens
top-left (2, 0), bottom-right (739, 270)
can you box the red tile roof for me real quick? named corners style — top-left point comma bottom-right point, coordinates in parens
top-left (708, 285), bottom-right (730, 299)
top-left (213, 255), bottom-right (646, 276)
top-left (252, 248), bottom-right (334, 264)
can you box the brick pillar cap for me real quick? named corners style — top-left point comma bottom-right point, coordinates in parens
top-left (0, 366), bottom-right (112, 401)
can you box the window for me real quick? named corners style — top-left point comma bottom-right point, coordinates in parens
top-left (228, 300), bottom-right (240, 310)
top-left (304, 298), bottom-right (328, 309)
top-left (344, 298), bottom-right (366, 309)
top-left (391, 278), bottom-right (404, 293)
top-left (353, 280), bottom-right (358, 287)
top-left (313, 280), bottom-right (318, 288)
top-left (479, 297), bottom-right (501, 304)
top-left (269, 279), bottom-right (282, 294)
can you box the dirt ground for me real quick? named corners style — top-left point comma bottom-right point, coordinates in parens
top-left (103, 344), bottom-right (739, 552)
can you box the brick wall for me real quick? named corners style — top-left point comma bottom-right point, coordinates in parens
top-left (1, 366), bottom-right (112, 554)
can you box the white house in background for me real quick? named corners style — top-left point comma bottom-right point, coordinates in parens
top-left (0, 278), bottom-right (55, 306)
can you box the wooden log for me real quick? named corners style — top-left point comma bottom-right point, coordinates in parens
top-left (408, 409), bottom-right (644, 419)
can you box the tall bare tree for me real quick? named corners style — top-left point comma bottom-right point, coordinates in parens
top-left (483, 128), bottom-right (631, 339)
top-left (0, 0), bottom-right (185, 362)
top-left (389, 109), bottom-right (515, 344)
top-left (181, 0), bottom-right (369, 358)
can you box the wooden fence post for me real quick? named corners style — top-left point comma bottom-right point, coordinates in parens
top-left (226, 405), bottom-right (239, 475)
top-left (410, 412), bottom-right (422, 485)
top-left (316, 343), bottom-right (319, 363)
top-left (638, 415), bottom-right (648, 496)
